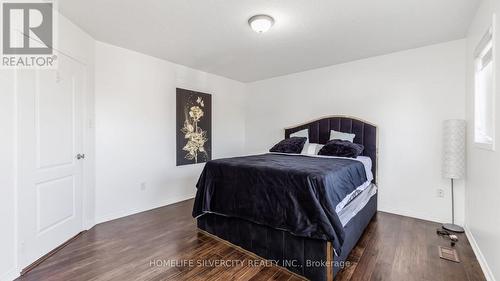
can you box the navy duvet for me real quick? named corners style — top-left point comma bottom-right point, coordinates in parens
top-left (192, 153), bottom-right (367, 254)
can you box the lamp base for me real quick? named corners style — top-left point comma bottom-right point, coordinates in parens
top-left (442, 223), bottom-right (464, 233)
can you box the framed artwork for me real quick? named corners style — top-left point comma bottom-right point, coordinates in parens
top-left (176, 88), bottom-right (212, 166)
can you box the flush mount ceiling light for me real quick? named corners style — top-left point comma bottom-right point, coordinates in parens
top-left (248, 14), bottom-right (274, 33)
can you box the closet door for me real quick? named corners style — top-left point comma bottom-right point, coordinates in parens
top-left (17, 52), bottom-right (86, 269)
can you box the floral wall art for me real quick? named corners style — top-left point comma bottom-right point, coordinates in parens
top-left (176, 88), bottom-right (212, 166)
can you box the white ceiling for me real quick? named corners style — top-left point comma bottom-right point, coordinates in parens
top-left (59, 0), bottom-right (479, 82)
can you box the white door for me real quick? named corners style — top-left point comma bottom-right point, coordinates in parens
top-left (17, 52), bottom-right (86, 268)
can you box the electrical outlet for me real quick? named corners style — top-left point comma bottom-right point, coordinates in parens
top-left (140, 182), bottom-right (147, 191)
top-left (437, 188), bottom-right (444, 198)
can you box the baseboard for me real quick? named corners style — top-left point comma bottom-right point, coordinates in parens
top-left (377, 206), bottom-right (467, 227)
top-left (84, 217), bottom-right (96, 231)
top-left (95, 193), bottom-right (196, 224)
top-left (0, 268), bottom-right (20, 281)
top-left (21, 231), bottom-right (86, 276)
top-left (464, 225), bottom-right (496, 281)
top-left (377, 207), bottom-right (443, 224)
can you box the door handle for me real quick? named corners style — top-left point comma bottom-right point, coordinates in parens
top-left (76, 154), bottom-right (85, 160)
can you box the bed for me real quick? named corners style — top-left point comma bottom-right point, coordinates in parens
top-left (193, 116), bottom-right (378, 281)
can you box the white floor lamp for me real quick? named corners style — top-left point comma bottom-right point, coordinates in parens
top-left (442, 119), bottom-right (466, 233)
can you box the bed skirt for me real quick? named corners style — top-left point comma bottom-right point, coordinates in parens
top-left (197, 195), bottom-right (377, 280)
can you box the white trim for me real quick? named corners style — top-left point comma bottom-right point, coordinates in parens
top-left (0, 268), bottom-right (20, 281)
top-left (80, 62), bottom-right (95, 231)
top-left (464, 225), bottom-right (497, 281)
top-left (95, 194), bottom-right (196, 224)
top-left (13, 67), bottom-right (20, 280)
top-left (377, 207), bottom-right (461, 225)
top-left (474, 141), bottom-right (495, 151)
top-left (473, 14), bottom-right (497, 152)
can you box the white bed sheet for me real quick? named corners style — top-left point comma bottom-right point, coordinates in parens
top-left (337, 183), bottom-right (377, 226)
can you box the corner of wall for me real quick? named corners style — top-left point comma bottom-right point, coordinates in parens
top-left (463, 1), bottom-right (500, 281)
top-left (464, 225), bottom-right (497, 281)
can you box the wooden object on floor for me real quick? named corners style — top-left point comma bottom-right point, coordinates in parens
top-left (439, 246), bottom-right (460, 263)
top-left (326, 241), bottom-right (334, 281)
top-left (18, 199), bottom-right (486, 281)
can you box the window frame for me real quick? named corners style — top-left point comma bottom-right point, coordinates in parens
top-left (473, 15), bottom-right (496, 151)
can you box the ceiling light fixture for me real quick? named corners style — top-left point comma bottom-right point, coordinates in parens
top-left (248, 14), bottom-right (274, 33)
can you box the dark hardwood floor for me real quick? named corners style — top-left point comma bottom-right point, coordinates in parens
top-left (18, 199), bottom-right (486, 281)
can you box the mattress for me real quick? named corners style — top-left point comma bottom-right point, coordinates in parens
top-left (338, 183), bottom-right (377, 226)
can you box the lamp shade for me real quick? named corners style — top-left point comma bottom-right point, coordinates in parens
top-left (442, 119), bottom-right (466, 179)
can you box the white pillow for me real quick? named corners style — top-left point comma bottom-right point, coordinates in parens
top-left (310, 143), bottom-right (324, 154)
top-left (290, 129), bottom-right (308, 138)
top-left (301, 143), bottom-right (324, 155)
top-left (330, 130), bottom-right (355, 142)
top-left (290, 129), bottom-right (325, 155)
top-left (316, 144), bottom-right (325, 154)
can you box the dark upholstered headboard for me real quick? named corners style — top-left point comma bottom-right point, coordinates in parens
top-left (285, 116), bottom-right (378, 184)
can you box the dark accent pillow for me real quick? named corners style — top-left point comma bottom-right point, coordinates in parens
top-left (269, 137), bottom-right (307, 154)
top-left (318, 139), bottom-right (364, 158)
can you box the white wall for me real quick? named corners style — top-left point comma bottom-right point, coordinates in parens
top-left (465, 1), bottom-right (500, 280)
top-left (0, 70), bottom-right (17, 281)
top-left (94, 42), bottom-right (246, 223)
top-left (245, 40), bottom-right (467, 225)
